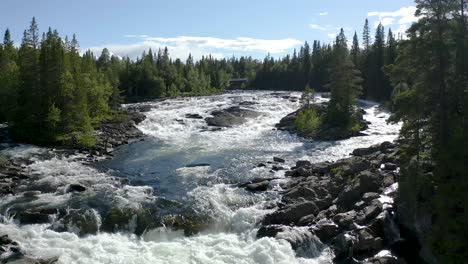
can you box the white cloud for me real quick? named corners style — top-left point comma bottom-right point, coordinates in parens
top-left (124, 34), bottom-right (149, 38)
top-left (319, 12), bottom-right (328, 16)
top-left (327, 33), bottom-right (336, 39)
top-left (309, 24), bottom-right (327, 31)
top-left (84, 35), bottom-right (302, 60)
top-left (368, 6), bottom-right (418, 36)
top-left (368, 6), bottom-right (418, 24)
top-left (374, 17), bottom-right (395, 27)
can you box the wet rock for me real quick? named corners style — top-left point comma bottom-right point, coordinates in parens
top-left (331, 232), bottom-right (358, 260)
top-left (273, 157), bottom-right (285, 163)
top-left (15, 210), bottom-right (52, 225)
top-left (297, 214), bottom-right (316, 226)
top-left (275, 111), bottom-right (298, 131)
top-left (296, 160), bottom-right (312, 168)
top-left (357, 200), bottom-right (383, 224)
top-left (262, 201), bottom-right (320, 225)
top-left (52, 209), bottom-right (101, 236)
top-left (354, 228), bottom-right (384, 253)
top-left (184, 163), bottom-right (210, 168)
top-left (382, 163), bottom-right (398, 171)
top-left (256, 224), bottom-right (286, 238)
top-left (185, 113), bottom-right (203, 119)
top-left (101, 207), bottom-right (155, 236)
top-left (313, 219), bottom-right (339, 242)
top-left (65, 184), bottom-right (87, 193)
top-left (246, 180), bottom-right (269, 192)
top-left (362, 192), bottom-right (380, 202)
top-left (205, 106), bottom-right (261, 127)
top-left (272, 165), bottom-right (284, 171)
top-left (333, 210), bottom-right (357, 230)
top-left (310, 162), bottom-right (331, 175)
top-left (283, 187), bottom-right (317, 203)
top-left (257, 163), bottom-right (267, 167)
top-left (353, 146), bottom-right (380, 157)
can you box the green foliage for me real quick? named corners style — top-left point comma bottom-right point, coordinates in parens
top-left (295, 108), bottom-right (322, 136)
top-left (300, 84), bottom-right (314, 107)
top-left (325, 28), bottom-right (363, 129)
top-left (387, 0), bottom-right (468, 262)
top-left (0, 154), bottom-right (8, 168)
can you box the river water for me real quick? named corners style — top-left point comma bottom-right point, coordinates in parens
top-left (0, 91), bottom-right (400, 264)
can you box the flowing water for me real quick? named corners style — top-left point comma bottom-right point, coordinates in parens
top-left (0, 91), bottom-right (400, 264)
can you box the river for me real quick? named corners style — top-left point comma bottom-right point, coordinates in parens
top-left (0, 91), bottom-right (400, 264)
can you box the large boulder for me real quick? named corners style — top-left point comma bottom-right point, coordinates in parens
top-left (282, 187), bottom-right (318, 203)
top-left (334, 170), bottom-right (381, 210)
top-left (262, 201), bottom-right (320, 225)
top-left (205, 106), bottom-right (261, 127)
top-left (51, 209), bottom-right (101, 236)
top-left (313, 219), bottom-right (339, 242)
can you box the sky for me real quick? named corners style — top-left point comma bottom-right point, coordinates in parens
top-left (0, 0), bottom-right (417, 60)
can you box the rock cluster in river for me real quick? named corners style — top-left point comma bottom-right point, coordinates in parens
top-left (248, 141), bottom-right (407, 263)
top-left (205, 106), bottom-right (261, 127)
top-left (276, 102), bottom-right (370, 141)
top-left (94, 110), bottom-right (146, 154)
top-left (0, 234), bottom-right (58, 263)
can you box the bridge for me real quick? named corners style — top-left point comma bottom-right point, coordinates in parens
top-left (228, 78), bottom-right (248, 90)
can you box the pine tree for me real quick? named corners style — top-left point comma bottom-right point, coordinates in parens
top-left (326, 29), bottom-right (362, 128)
top-left (351, 31), bottom-right (360, 66)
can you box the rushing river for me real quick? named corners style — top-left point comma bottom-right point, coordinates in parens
top-left (0, 91), bottom-right (400, 264)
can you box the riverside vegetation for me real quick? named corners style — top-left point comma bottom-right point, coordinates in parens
top-left (0, 0), bottom-right (467, 263)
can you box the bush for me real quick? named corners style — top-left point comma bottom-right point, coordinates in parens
top-left (0, 154), bottom-right (8, 168)
top-left (295, 108), bottom-right (322, 137)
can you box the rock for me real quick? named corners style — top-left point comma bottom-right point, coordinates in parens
top-left (272, 165), bottom-right (284, 171)
top-left (275, 111), bottom-right (298, 131)
top-left (52, 209), bottom-right (101, 236)
top-left (262, 201), bottom-right (320, 225)
top-left (331, 232), bottom-right (358, 259)
top-left (65, 184), bottom-right (87, 193)
top-left (256, 225), bottom-right (285, 238)
top-left (354, 201), bottom-right (366, 210)
top-left (354, 228), bottom-right (384, 253)
top-left (296, 160), bottom-right (312, 168)
top-left (358, 200), bottom-right (383, 224)
top-left (382, 163), bottom-right (398, 171)
top-left (313, 219), bottom-right (339, 242)
top-left (333, 210), bottom-right (357, 230)
top-left (105, 147), bottom-right (114, 154)
top-left (185, 113), bottom-right (203, 119)
top-left (246, 180), bottom-right (269, 192)
top-left (184, 163), bottom-right (210, 168)
top-left (101, 207), bottom-right (156, 236)
top-left (273, 157), bottom-right (285, 163)
top-left (297, 214), bottom-right (316, 226)
top-left (0, 234), bottom-right (12, 245)
top-left (352, 146), bottom-right (381, 157)
top-left (15, 210), bottom-right (51, 224)
top-left (257, 163), bottom-right (267, 167)
top-left (282, 187), bottom-right (317, 203)
top-left (205, 106), bottom-right (261, 127)
top-left (310, 162), bottom-right (331, 175)
top-left (362, 192), bottom-right (380, 202)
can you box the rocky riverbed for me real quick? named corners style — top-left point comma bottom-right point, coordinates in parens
top-left (244, 141), bottom-right (405, 263)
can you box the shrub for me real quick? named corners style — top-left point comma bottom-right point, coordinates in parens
top-left (295, 108), bottom-right (322, 137)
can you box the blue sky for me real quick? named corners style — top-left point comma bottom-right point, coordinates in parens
top-left (0, 0), bottom-right (416, 60)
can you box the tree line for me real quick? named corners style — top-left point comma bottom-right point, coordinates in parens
top-left (251, 19), bottom-right (398, 102)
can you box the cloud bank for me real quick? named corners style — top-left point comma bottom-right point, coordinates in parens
top-left (368, 6), bottom-right (418, 37)
top-left (85, 35), bottom-right (302, 60)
